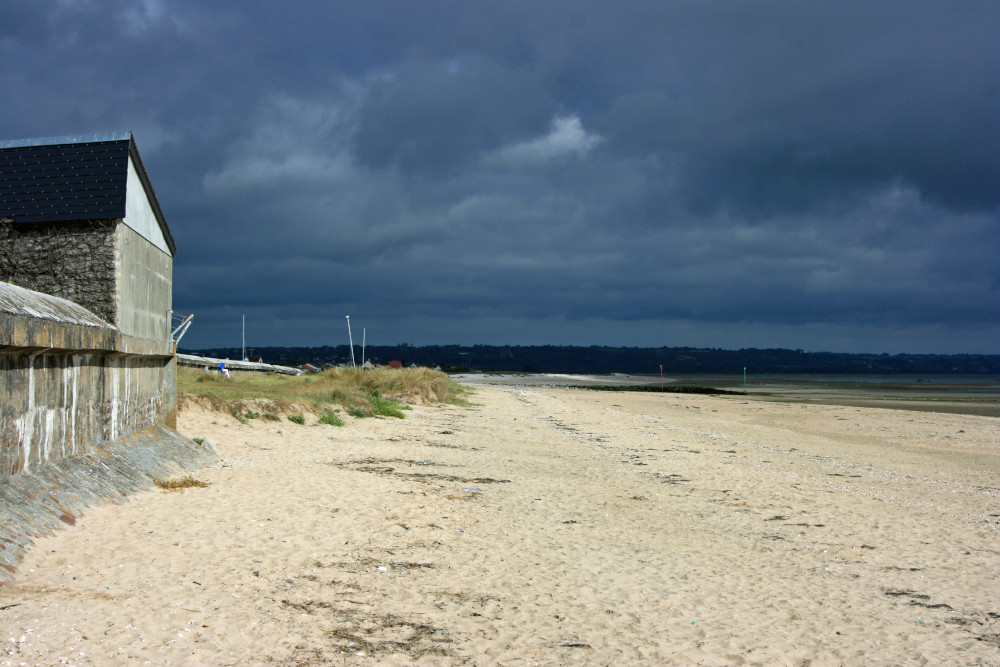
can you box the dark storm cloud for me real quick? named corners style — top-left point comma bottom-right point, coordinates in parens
top-left (352, 58), bottom-right (555, 175)
top-left (1, 0), bottom-right (997, 353)
top-left (591, 2), bottom-right (1000, 215)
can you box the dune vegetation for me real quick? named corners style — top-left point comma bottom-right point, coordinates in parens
top-left (177, 365), bottom-right (469, 425)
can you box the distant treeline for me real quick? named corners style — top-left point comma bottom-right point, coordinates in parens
top-left (179, 344), bottom-right (1000, 375)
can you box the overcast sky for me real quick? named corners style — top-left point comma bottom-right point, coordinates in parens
top-left (2, 1), bottom-right (998, 353)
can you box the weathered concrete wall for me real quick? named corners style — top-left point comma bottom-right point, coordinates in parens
top-left (0, 352), bottom-right (176, 476)
top-left (117, 222), bottom-right (172, 341)
top-left (0, 218), bottom-right (119, 324)
top-left (0, 283), bottom-right (178, 478)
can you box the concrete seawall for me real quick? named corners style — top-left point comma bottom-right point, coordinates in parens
top-left (0, 283), bottom-right (215, 582)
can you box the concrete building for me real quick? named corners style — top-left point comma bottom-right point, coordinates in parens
top-left (0, 133), bottom-right (212, 581)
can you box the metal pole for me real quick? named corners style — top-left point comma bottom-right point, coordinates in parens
top-left (744, 367), bottom-right (747, 391)
top-left (362, 328), bottom-right (366, 369)
top-left (242, 314), bottom-right (246, 361)
top-left (346, 316), bottom-right (356, 368)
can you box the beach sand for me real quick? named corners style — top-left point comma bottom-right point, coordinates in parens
top-left (2, 384), bottom-right (998, 665)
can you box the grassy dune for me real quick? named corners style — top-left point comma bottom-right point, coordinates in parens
top-left (177, 366), bottom-right (470, 423)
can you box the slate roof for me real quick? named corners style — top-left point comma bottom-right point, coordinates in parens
top-left (0, 132), bottom-right (176, 255)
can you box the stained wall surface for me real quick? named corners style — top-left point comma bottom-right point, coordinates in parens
top-left (116, 222), bottom-right (172, 341)
top-left (0, 352), bottom-right (175, 477)
top-left (0, 283), bottom-right (176, 479)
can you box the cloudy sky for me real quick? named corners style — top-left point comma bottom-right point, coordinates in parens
top-left (2, 1), bottom-right (998, 353)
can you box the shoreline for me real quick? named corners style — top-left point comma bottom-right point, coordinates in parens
top-left (456, 372), bottom-right (1000, 417)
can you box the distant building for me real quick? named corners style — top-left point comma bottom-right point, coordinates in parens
top-left (387, 360), bottom-right (403, 369)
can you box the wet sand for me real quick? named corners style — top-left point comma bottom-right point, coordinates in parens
top-left (2, 384), bottom-right (998, 665)
top-left (457, 373), bottom-right (1000, 417)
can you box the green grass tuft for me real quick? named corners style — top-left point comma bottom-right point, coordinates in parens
top-left (369, 391), bottom-right (407, 418)
top-left (318, 410), bottom-right (345, 426)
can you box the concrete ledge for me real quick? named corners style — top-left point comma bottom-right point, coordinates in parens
top-left (0, 425), bottom-right (216, 583)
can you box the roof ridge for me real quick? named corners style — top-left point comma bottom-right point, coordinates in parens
top-left (0, 131), bottom-right (131, 150)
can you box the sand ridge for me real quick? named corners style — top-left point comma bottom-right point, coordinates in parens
top-left (1, 385), bottom-right (998, 665)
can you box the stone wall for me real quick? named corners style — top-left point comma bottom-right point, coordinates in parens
top-left (0, 218), bottom-right (119, 325)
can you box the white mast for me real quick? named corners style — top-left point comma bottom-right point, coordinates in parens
top-left (346, 316), bottom-right (356, 368)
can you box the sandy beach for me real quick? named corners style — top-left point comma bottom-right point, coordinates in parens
top-left (2, 383), bottom-right (998, 665)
